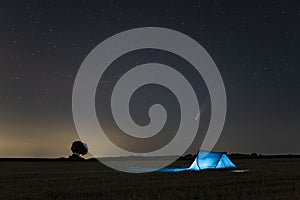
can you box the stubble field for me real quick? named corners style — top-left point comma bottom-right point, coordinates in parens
top-left (0, 158), bottom-right (299, 199)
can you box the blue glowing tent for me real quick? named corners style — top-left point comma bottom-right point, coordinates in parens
top-left (188, 151), bottom-right (237, 171)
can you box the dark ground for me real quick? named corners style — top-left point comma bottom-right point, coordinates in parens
top-left (0, 158), bottom-right (299, 199)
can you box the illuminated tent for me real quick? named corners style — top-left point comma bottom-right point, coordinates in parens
top-left (188, 151), bottom-right (237, 171)
top-left (156, 151), bottom-right (237, 173)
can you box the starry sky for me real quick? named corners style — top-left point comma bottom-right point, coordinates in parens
top-left (0, 0), bottom-right (299, 158)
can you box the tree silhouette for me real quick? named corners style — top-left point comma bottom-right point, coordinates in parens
top-left (70, 141), bottom-right (88, 159)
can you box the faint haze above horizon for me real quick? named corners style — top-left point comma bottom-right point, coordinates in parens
top-left (0, 0), bottom-right (299, 158)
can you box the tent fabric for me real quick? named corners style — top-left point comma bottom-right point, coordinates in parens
top-left (156, 151), bottom-right (237, 173)
top-left (188, 151), bottom-right (237, 171)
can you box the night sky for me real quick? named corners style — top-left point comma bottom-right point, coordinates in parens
top-left (0, 0), bottom-right (299, 158)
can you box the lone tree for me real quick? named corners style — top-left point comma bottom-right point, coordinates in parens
top-left (70, 141), bottom-right (88, 160)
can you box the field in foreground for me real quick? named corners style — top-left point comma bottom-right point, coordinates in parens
top-left (0, 158), bottom-right (299, 199)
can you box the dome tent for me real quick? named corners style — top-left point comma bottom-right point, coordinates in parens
top-left (156, 150), bottom-right (237, 173)
top-left (189, 150), bottom-right (237, 171)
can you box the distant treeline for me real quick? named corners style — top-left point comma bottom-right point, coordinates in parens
top-left (0, 157), bottom-right (89, 162)
top-left (179, 153), bottom-right (300, 160)
top-left (1, 153), bottom-right (300, 162)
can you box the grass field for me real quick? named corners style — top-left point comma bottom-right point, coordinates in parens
top-left (0, 158), bottom-right (299, 199)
